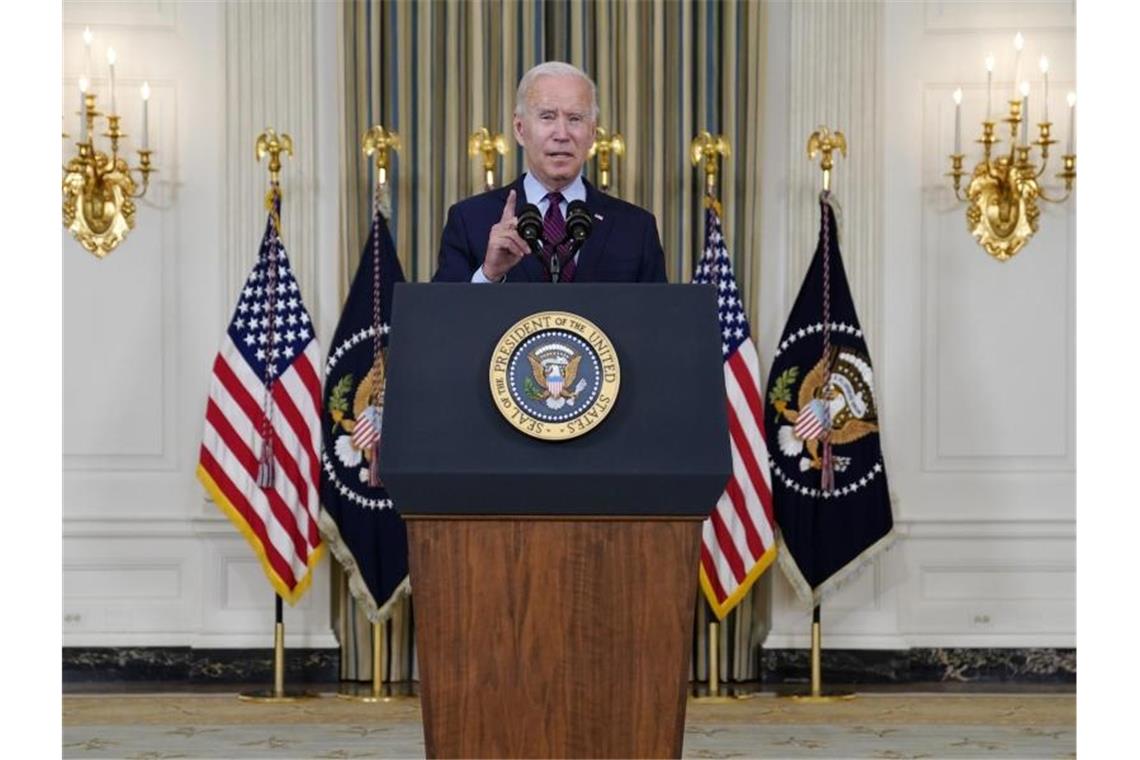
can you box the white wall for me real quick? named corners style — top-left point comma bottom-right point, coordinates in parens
top-left (62, 0), bottom-right (341, 648)
top-left (758, 0), bottom-right (1075, 648)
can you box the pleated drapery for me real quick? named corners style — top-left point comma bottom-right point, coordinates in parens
top-left (334, 0), bottom-right (770, 684)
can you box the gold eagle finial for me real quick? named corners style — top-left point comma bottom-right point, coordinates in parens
top-left (807, 126), bottom-right (845, 191)
top-left (255, 128), bottom-right (294, 186)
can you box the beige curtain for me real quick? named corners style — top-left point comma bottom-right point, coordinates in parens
top-left (335, 0), bottom-right (769, 683)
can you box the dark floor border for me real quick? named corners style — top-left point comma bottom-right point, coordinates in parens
top-left (759, 647), bottom-right (1075, 684)
top-left (63, 646), bottom-right (1075, 684)
top-left (63, 647), bottom-right (340, 684)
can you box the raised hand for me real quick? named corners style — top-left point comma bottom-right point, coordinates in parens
top-left (482, 189), bottom-right (530, 281)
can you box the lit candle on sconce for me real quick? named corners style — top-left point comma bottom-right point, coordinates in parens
top-left (107, 47), bottom-right (117, 115)
top-left (1012, 32), bottom-right (1024, 99)
top-left (1039, 55), bottom-right (1050, 123)
top-left (952, 88), bottom-right (962, 154)
top-left (1019, 81), bottom-right (1030, 144)
top-left (985, 53), bottom-right (995, 120)
top-left (83, 27), bottom-right (93, 81)
top-left (140, 81), bottom-right (150, 150)
top-left (1066, 91), bottom-right (1076, 154)
top-left (78, 77), bottom-right (89, 142)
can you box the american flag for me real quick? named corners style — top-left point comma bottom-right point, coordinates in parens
top-left (196, 211), bottom-right (324, 604)
top-left (692, 203), bottom-right (778, 619)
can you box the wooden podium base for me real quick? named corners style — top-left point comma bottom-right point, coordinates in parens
top-left (407, 517), bottom-right (702, 759)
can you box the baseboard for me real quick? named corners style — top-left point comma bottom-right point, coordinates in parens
top-left (758, 647), bottom-right (1076, 684)
top-left (63, 646), bottom-right (1075, 685)
top-left (62, 647), bottom-right (340, 684)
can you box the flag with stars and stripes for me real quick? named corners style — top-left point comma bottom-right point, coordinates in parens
top-left (196, 202), bottom-right (324, 604)
top-left (692, 201), bottom-right (778, 620)
top-left (764, 194), bottom-right (894, 606)
top-left (318, 206), bottom-right (409, 622)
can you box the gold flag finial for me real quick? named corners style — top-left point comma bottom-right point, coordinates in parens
top-left (255, 128), bottom-right (294, 187)
top-left (468, 127), bottom-right (509, 190)
top-left (362, 125), bottom-right (400, 188)
top-left (589, 127), bottom-right (625, 192)
top-left (690, 131), bottom-right (731, 199)
top-left (807, 126), bottom-right (846, 192)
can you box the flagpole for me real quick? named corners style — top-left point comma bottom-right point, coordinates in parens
top-left (336, 130), bottom-right (413, 704)
top-left (688, 134), bottom-right (740, 705)
top-left (783, 129), bottom-right (855, 704)
top-left (238, 594), bottom-right (319, 702)
top-left (691, 602), bottom-right (736, 704)
top-left (237, 130), bottom-right (316, 704)
top-left (337, 621), bottom-right (390, 702)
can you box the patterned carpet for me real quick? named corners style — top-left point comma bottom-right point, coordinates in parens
top-left (63, 692), bottom-right (1075, 758)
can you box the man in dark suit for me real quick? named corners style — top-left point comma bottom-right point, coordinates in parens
top-left (433, 61), bottom-right (667, 283)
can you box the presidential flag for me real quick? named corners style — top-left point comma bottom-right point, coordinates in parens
top-left (318, 204), bottom-right (409, 622)
top-left (197, 201), bottom-right (324, 604)
top-left (692, 200), bottom-right (778, 620)
top-left (764, 194), bottom-right (894, 605)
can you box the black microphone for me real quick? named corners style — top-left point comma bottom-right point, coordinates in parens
top-left (515, 202), bottom-right (544, 255)
top-left (565, 199), bottom-right (593, 245)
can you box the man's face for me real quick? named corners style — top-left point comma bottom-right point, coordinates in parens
top-left (514, 75), bottom-right (596, 190)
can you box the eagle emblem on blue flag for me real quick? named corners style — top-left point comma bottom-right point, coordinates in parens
top-left (763, 194), bottom-right (894, 606)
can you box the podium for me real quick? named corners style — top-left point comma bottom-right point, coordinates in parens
top-left (381, 283), bottom-right (730, 758)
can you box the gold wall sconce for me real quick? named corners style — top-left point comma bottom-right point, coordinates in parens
top-left (63, 29), bottom-right (155, 259)
top-left (946, 33), bottom-right (1076, 262)
top-left (468, 127), bottom-right (508, 191)
top-left (588, 127), bottom-right (624, 192)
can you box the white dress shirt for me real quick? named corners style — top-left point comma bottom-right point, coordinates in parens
top-left (471, 172), bottom-right (587, 283)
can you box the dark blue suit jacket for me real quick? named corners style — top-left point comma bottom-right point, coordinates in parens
top-left (432, 175), bottom-right (668, 283)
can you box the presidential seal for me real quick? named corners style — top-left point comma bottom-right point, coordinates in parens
top-left (489, 311), bottom-right (620, 441)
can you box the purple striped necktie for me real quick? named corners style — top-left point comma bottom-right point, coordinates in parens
top-left (543, 191), bottom-right (576, 282)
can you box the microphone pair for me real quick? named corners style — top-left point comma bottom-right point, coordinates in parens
top-left (516, 199), bottom-right (593, 254)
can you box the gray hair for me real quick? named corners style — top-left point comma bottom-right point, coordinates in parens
top-left (514, 61), bottom-right (599, 120)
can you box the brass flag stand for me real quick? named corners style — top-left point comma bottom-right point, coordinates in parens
top-left (688, 131), bottom-right (739, 704)
top-left (335, 621), bottom-right (408, 702)
top-left (783, 126), bottom-right (854, 704)
top-left (238, 129), bottom-right (317, 704)
top-left (239, 595), bottom-right (320, 702)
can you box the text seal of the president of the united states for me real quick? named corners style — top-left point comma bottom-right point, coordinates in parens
top-left (489, 311), bottom-right (620, 441)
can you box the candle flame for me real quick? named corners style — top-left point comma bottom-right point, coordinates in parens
top-left (107, 47), bottom-right (117, 66)
top-left (985, 54), bottom-right (995, 73)
top-left (1039, 55), bottom-right (1049, 74)
top-left (141, 81), bottom-right (151, 101)
top-left (83, 27), bottom-right (93, 46)
top-left (1014, 32), bottom-right (1024, 51)
top-left (953, 88), bottom-right (962, 105)
top-left (78, 76), bottom-right (89, 93)
top-left (1067, 91), bottom-right (1076, 108)
top-left (1019, 81), bottom-right (1030, 97)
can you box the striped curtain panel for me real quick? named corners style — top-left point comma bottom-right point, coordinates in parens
top-left (335, 0), bottom-right (769, 684)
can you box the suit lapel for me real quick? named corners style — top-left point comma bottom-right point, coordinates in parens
top-left (572, 179), bottom-right (615, 282)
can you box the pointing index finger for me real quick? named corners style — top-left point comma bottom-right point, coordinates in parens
top-left (501, 189), bottom-right (517, 223)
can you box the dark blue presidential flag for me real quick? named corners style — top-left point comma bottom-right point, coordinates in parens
top-left (318, 206), bottom-right (409, 622)
top-left (764, 194), bottom-right (894, 605)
